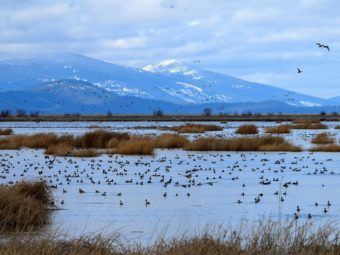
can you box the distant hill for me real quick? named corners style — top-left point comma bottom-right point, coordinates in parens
top-left (0, 53), bottom-right (338, 114)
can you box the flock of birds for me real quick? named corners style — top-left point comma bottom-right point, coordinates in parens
top-left (0, 124), bottom-right (338, 230)
top-left (297, 43), bottom-right (330, 74)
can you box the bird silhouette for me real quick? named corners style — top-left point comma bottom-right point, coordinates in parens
top-left (297, 68), bottom-right (302, 74)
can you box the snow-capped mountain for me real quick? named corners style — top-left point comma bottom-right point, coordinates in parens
top-left (0, 53), bottom-right (338, 114)
top-left (143, 60), bottom-right (329, 107)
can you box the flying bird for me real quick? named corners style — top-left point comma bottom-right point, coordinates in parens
top-left (316, 43), bottom-right (330, 51)
top-left (297, 68), bottom-right (302, 74)
top-left (193, 60), bottom-right (201, 64)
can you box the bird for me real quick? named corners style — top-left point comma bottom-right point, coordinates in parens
top-left (316, 43), bottom-right (330, 51)
top-left (297, 68), bottom-right (302, 74)
top-left (193, 60), bottom-right (201, 64)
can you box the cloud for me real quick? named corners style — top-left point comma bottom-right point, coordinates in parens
top-left (0, 0), bottom-right (339, 97)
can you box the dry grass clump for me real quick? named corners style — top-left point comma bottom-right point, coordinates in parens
top-left (0, 220), bottom-right (338, 255)
top-left (75, 130), bottom-right (129, 149)
top-left (0, 129), bottom-right (13, 136)
top-left (116, 137), bottom-right (154, 155)
top-left (312, 133), bottom-right (334, 144)
top-left (70, 149), bottom-right (99, 157)
top-left (0, 181), bottom-right (53, 233)
top-left (335, 125), bottom-right (340, 129)
top-left (293, 119), bottom-right (321, 124)
top-left (45, 143), bottom-right (73, 156)
top-left (170, 124), bottom-right (223, 133)
top-left (290, 123), bottom-right (328, 129)
top-left (235, 124), bottom-right (258, 135)
top-left (310, 144), bottom-right (340, 152)
top-left (154, 134), bottom-right (189, 149)
top-left (265, 125), bottom-right (291, 134)
top-left (185, 136), bottom-right (301, 152)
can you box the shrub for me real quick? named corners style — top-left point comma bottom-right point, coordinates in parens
top-left (235, 124), bottom-right (258, 135)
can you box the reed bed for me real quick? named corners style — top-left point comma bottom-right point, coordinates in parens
top-left (0, 181), bottom-right (53, 233)
top-left (310, 144), bottom-right (340, 152)
top-left (154, 134), bottom-right (189, 149)
top-left (169, 124), bottom-right (223, 133)
top-left (335, 125), bottom-right (340, 129)
top-left (0, 129), bottom-right (13, 136)
top-left (115, 137), bottom-right (155, 155)
top-left (235, 124), bottom-right (258, 135)
top-left (265, 125), bottom-right (291, 134)
top-left (0, 220), bottom-right (338, 255)
top-left (312, 133), bottom-right (334, 144)
top-left (289, 123), bottom-right (328, 129)
top-left (293, 119), bottom-right (321, 124)
top-left (185, 136), bottom-right (301, 152)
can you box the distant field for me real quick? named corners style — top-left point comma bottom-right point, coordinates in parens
top-left (0, 114), bottom-right (339, 122)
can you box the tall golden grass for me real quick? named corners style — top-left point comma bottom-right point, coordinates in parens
top-left (0, 130), bottom-right (304, 155)
top-left (154, 134), bottom-right (189, 149)
top-left (265, 125), bottom-right (291, 134)
top-left (312, 133), bottom-right (334, 144)
top-left (115, 137), bottom-right (154, 155)
top-left (0, 181), bottom-right (52, 233)
top-left (0, 129), bottom-right (13, 136)
top-left (310, 144), bottom-right (340, 152)
top-left (335, 125), bottom-right (340, 129)
top-left (293, 119), bottom-right (321, 124)
top-left (290, 123), bottom-right (328, 129)
top-left (185, 136), bottom-right (301, 152)
top-left (169, 124), bottom-right (223, 133)
top-left (235, 124), bottom-right (258, 135)
top-left (0, 220), bottom-right (338, 254)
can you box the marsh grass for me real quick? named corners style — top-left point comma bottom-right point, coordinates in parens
top-left (235, 124), bottom-right (258, 135)
top-left (290, 123), bottom-right (328, 129)
top-left (312, 133), bottom-right (334, 144)
top-left (310, 144), bottom-right (340, 152)
top-left (185, 136), bottom-right (301, 152)
top-left (0, 129), bottom-right (13, 136)
top-left (0, 181), bottom-right (53, 233)
top-left (169, 124), bottom-right (223, 133)
top-left (0, 220), bottom-right (338, 255)
top-left (265, 125), bottom-right (291, 134)
top-left (115, 137), bottom-right (154, 155)
top-left (154, 134), bottom-right (189, 149)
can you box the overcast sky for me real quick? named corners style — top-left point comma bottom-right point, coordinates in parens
top-left (0, 0), bottom-right (339, 98)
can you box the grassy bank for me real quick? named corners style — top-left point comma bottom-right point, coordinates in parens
top-left (0, 181), bottom-right (53, 233)
top-left (0, 220), bottom-right (338, 255)
top-left (0, 130), bottom-right (304, 155)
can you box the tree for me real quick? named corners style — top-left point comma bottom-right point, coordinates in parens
top-left (16, 108), bottom-right (26, 117)
top-left (153, 108), bottom-right (163, 117)
top-left (1, 110), bottom-right (11, 117)
top-left (203, 108), bottom-right (212, 116)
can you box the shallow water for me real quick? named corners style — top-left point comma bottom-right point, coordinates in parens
top-left (0, 121), bottom-right (339, 242)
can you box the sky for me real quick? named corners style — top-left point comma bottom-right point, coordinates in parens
top-left (0, 0), bottom-right (339, 98)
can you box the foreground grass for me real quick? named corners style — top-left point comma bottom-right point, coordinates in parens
top-left (0, 181), bottom-right (53, 233)
top-left (169, 124), bottom-right (223, 133)
top-left (0, 220), bottom-right (338, 255)
top-left (290, 123), bottom-right (328, 129)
